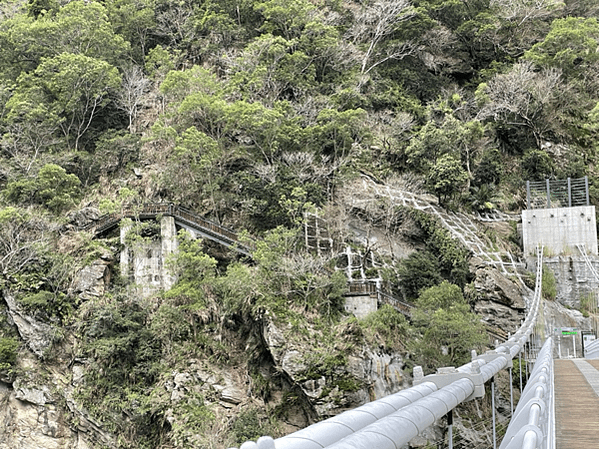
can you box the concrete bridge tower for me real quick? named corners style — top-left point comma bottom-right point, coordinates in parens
top-left (522, 177), bottom-right (599, 308)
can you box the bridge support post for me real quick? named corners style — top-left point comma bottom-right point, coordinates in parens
top-left (447, 409), bottom-right (453, 449)
top-left (120, 223), bottom-right (133, 282)
top-left (492, 376), bottom-right (497, 449)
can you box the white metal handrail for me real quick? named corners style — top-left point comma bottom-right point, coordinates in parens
top-left (498, 337), bottom-right (554, 449)
top-left (576, 244), bottom-right (599, 282)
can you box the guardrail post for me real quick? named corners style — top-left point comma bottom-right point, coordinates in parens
top-left (447, 409), bottom-right (453, 449)
top-left (509, 364), bottom-right (514, 416)
top-left (492, 376), bottom-right (497, 449)
top-left (568, 177), bottom-right (572, 207)
top-left (585, 175), bottom-right (590, 205)
top-left (519, 350), bottom-right (523, 393)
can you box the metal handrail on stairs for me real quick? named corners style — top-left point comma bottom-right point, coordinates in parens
top-left (576, 244), bottom-right (599, 283)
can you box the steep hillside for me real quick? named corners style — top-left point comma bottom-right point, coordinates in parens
top-left (1, 0), bottom-right (599, 447)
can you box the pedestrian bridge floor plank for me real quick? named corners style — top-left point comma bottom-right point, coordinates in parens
top-left (555, 359), bottom-right (599, 449)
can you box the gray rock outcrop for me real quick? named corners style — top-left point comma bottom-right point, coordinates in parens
top-left (3, 293), bottom-right (54, 359)
top-left (472, 265), bottom-right (528, 331)
top-left (72, 255), bottom-right (113, 301)
top-left (262, 319), bottom-right (408, 418)
top-left (67, 207), bottom-right (101, 229)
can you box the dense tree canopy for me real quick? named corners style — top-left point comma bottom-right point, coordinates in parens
top-left (0, 0), bottom-right (596, 215)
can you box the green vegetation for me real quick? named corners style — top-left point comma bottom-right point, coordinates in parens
top-left (0, 337), bottom-right (18, 372)
top-left (580, 292), bottom-right (595, 317)
top-left (542, 265), bottom-right (557, 301)
top-left (402, 209), bottom-right (472, 291)
top-left (1, 0), bottom-right (597, 445)
top-left (361, 304), bottom-right (409, 350)
top-left (398, 250), bottom-right (443, 300)
top-left (231, 408), bottom-right (277, 445)
top-left (5, 164), bottom-right (81, 213)
top-left (412, 282), bottom-right (487, 373)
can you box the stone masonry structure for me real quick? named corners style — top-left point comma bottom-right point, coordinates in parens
top-left (120, 216), bottom-right (178, 297)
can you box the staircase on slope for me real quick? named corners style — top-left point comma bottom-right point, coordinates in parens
top-left (357, 175), bottom-right (526, 285)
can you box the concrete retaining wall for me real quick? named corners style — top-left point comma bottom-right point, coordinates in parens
top-left (522, 205), bottom-right (597, 256)
top-left (344, 294), bottom-right (378, 319)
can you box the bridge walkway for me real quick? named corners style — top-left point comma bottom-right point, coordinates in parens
top-left (555, 359), bottom-right (599, 448)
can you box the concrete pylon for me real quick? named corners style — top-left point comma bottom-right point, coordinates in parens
top-left (161, 216), bottom-right (178, 291)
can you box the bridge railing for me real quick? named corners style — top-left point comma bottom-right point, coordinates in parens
top-left (83, 203), bottom-right (255, 254)
top-left (230, 246), bottom-right (545, 449)
top-left (498, 337), bottom-right (554, 449)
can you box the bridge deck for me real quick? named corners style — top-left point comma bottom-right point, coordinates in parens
top-left (555, 359), bottom-right (599, 448)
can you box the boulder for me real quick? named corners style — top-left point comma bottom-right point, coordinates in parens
top-left (473, 267), bottom-right (526, 310)
top-left (72, 257), bottom-right (113, 301)
top-left (68, 207), bottom-right (101, 229)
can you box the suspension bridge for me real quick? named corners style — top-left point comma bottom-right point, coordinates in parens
top-left (231, 242), bottom-right (599, 449)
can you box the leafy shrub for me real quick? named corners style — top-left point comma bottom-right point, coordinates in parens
top-left (407, 209), bottom-right (471, 288)
top-left (19, 291), bottom-right (73, 321)
top-left (521, 149), bottom-right (554, 181)
top-left (0, 337), bottom-right (18, 371)
top-left (411, 282), bottom-right (486, 373)
top-left (398, 250), bottom-right (443, 299)
top-left (473, 148), bottom-right (502, 187)
top-left (5, 164), bottom-right (81, 212)
top-left (231, 408), bottom-right (273, 444)
top-left (361, 304), bottom-right (409, 350)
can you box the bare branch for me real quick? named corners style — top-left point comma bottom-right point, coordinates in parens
top-left (115, 66), bottom-right (151, 133)
top-left (347, 0), bottom-right (417, 76)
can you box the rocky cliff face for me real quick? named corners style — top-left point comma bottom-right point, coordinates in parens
top-left (0, 252), bottom-right (119, 449)
top-left (542, 256), bottom-right (599, 308)
top-left (262, 318), bottom-right (409, 418)
top-left (0, 210), bottom-right (541, 449)
top-left (471, 261), bottom-right (529, 333)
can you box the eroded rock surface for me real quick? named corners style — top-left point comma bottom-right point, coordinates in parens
top-left (262, 319), bottom-right (408, 418)
top-left (4, 294), bottom-right (54, 358)
top-left (72, 256), bottom-right (113, 301)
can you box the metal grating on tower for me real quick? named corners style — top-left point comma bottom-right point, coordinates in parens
top-left (526, 176), bottom-right (589, 209)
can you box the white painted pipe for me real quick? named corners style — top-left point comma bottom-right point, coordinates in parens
top-left (521, 430), bottom-right (538, 449)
